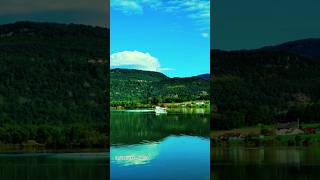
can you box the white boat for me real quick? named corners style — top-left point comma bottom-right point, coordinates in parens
top-left (155, 106), bottom-right (167, 114)
top-left (122, 109), bottom-right (154, 113)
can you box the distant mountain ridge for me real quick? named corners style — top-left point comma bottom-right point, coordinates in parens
top-left (0, 21), bottom-right (109, 58)
top-left (262, 38), bottom-right (320, 59)
top-left (214, 38), bottom-right (320, 59)
top-left (193, 74), bottom-right (210, 80)
top-left (111, 68), bottom-right (169, 81)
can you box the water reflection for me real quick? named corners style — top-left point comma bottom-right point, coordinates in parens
top-left (110, 111), bottom-right (210, 180)
top-left (212, 147), bottom-right (320, 180)
top-left (110, 111), bottom-right (209, 145)
top-left (0, 153), bottom-right (108, 180)
top-left (212, 147), bottom-right (320, 165)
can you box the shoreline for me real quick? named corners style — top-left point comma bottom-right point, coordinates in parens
top-left (211, 123), bottom-right (320, 147)
top-left (111, 100), bottom-right (210, 110)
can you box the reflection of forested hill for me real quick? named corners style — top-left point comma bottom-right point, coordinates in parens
top-left (110, 69), bottom-right (210, 106)
top-left (0, 22), bottom-right (109, 148)
top-left (110, 112), bottom-right (210, 145)
top-left (212, 39), bottom-right (320, 130)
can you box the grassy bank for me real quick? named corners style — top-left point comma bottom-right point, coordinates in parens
top-left (211, 123), bottom-right (320, 147)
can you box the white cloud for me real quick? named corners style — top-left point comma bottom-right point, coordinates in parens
top-left (111, 0), bottom-right (143, 14)
top-left (111, 0), bottom-right (162, 14)
top-left (201, 32), bottom-right (209, 38)
top-left (111, 51), bottom-right (171, 72)
top-left (111, 0), bottom-right (210, 32)
top-left (171, 0), bottom-right (210, 32)
top-left (159, 68), bottom-right (174, 71)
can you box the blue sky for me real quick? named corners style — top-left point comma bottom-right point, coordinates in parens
top-left (212, 0), bottom-right (320, 50)
top-left (110, 0), bottom-right (210, 77)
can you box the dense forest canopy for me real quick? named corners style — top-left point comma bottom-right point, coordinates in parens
top-left (212, 38), bottom-right (320, 130)
top-left (0, 22), bottom-right (109, 148)
top-left (110, 69), bottom-right (210, 107)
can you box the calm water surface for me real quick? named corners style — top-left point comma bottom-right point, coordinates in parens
top-left (110, 111), bottom-right (210, 180)
top-left (0, 152), bottom-right (108, 180)
top-left (212, 147), bottom-right (320, 180)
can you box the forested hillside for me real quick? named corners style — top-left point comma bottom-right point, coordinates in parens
top-left (0, 22), bottom-right (109, 148)
top-left (212, 39), bottom-right (320, 130)
top-left (110, 69), bottom-right (210, 107)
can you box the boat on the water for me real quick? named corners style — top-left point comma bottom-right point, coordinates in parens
top-left (112, 107), bottom-right (167, 115)
top-left (155, 106), bottom-right (167, 114)
top-left (120, 109), bottom-right (154, 113)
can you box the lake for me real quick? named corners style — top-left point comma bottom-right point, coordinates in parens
top-left (212, 147), bottom-right (320, 180)
top-left (0, 152), bottom-right (108, 180)
top-left (110, 110), bottom-right (210, 180)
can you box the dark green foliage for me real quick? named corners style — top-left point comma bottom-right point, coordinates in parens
top-left (110, 69), bottom-right (210, 107)
top-left (212, 45), bottom-right (320, 130)
top-left (0, 22), bottom-right (109, 148)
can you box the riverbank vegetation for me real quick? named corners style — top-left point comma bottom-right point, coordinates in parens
top-left (0, 123), bottom-right (108, 150)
